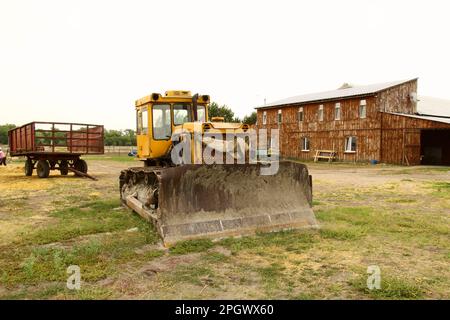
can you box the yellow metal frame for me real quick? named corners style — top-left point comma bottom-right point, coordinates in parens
top-left (135, 91), bottom-right (209, 159)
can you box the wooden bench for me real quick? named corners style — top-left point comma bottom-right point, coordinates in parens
top-left (314, 150), bottom-right (337, 163)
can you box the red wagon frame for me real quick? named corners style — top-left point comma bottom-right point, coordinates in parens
top-left (8, 121), bottom-right (104, 178)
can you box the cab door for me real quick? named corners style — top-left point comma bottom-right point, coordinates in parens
top-left (149, 104), bottom-right (173, 158)
top-left (137, 106), bottom-right (150, 158)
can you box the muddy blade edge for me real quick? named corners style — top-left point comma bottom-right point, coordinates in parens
top-left (121, 161), bottom-right (318, 246)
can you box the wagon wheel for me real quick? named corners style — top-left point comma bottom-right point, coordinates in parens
top-left (24, 159), bottom-right (33, 176)
top-left (74, 159), bottom-right (88, 175)
top-left (36, 160), bottom-right (50, 178)
top-left (60, 160), bottom-right (69, 176)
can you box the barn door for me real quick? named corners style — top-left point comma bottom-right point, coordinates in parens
top-left (403, 129), bottom-right (421, 165)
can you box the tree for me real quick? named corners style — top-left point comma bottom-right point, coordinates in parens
top-left (104, 129), bottom-right (137, 146)
top-left (124, 129), bottom-right (137, 146)
top-left (0, 124), bottom-right (16, 144)
top-left (243, 112), bottom-right (257, 125)
top-left (208, 102), bottom-right (238, 122)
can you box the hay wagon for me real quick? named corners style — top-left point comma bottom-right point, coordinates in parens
top-left (8, 122), bottom-right (104, 178)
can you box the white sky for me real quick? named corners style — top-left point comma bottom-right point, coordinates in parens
top-left (1, 0), bottom-right (450, 129)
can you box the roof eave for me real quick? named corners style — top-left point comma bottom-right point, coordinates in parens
top-left (254, 92), bottom-right (377, 110)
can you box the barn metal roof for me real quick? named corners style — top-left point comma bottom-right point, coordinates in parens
top-left (256, 78), bottom-right (417, 109)
top-left (387, 112), bottom-right (450, 125)
top-left (417, 96), bottom-right (450, 117)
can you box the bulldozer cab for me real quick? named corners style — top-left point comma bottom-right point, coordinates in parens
top-left (135, 91), bottom-right (209, 159)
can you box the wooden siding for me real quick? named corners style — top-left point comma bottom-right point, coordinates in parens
top-left (380, 113), bottom-right (450, 165)
top-left (376, 79), bottom-right (417, 114)
top-left (256, 79), bottom-right (450, 165)
top-left (257, 95), bottom-right (382, 162)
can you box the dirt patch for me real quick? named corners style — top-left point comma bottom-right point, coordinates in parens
top-left (138, 253), bottom-right (202, 275)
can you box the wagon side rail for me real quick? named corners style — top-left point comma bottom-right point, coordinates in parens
top-left (8, 121), bottom-right (105, 156)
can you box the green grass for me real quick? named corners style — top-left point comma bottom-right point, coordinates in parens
top-left (316, 206), bottom-right (450, 240)
top-left (67, 287), bottom-right (115, 300)
top-left (202, 252), bottom-right (230, 263)
top-left (350, 274), bottom-right (424, 299)
top-left (316, 207), bottom-right (372, 226)
top-left (18, 199), bottom-right (157, 246)
top-left (381, 166), bottom-right (450, 175)
top-left (0, 284), bottom-right (115, 300)
top-left (292, 293), bottom-right (318, 300)
top-left (1, 234), bottom-right (163, 285)
top-left (430, 182), bottom-right (450, 197)
top-left (219, 230), bottom-right (318, 254)
top-left (257, 262), bottom-right (286, 292)
top-left (0, 284), bottom-right (63, 300)
top-left (0, 199), bottom-right (161, 286)
top-left (169, 239), bottom-right (215, 255)
top-left (320, 227), bottom-right (367, 241)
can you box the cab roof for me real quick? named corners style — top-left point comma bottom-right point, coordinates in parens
top-left (135, 90), bottom-right (210, 107)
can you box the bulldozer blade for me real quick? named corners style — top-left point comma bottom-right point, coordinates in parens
top-left (155, 161), bottom-right (318, 245)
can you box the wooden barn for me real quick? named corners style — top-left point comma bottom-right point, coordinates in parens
top-left (255, 78), bottom-right (450, 165)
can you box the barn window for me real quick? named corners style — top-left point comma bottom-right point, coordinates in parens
top-left (298, 107), bottom-right (304, 122)
top-left (345, 136), bottom-right (357, 152)
top-left (301, 137), bottom-right (310, 151)
top-left (335, 103), bottom-right (341, 120)
top-left (318, 105), bottom-right (324, 121)
top-left (277, 109), bottom-right (282, 124)
top-left (263, 111), bottom-right (267, 125)
top-left (359, 100), bottom-right (367, 119)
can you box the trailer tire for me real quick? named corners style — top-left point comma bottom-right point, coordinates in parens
top-left (60, 160), bottom-right (69, 176)
top-left (74, 159), bottom-right (88, 175)
top-left (36, 160), bottom-right (50, 178)
top-left (24, 159), bottom-right (33, 176)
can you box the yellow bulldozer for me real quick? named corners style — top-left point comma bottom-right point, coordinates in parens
top-left (120, 90), bottom-right (318, 246)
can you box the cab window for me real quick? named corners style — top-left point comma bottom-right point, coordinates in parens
top-left (152, 104), bottom-right (171, 140)
top-left (173, 104), bottom-right (191, 125)
top-left (137, 107), bottom-right (148, 135)
top-left (197, 106), bottom-right (206, 122)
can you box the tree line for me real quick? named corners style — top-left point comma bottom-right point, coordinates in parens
top-left (104, 129), bottom-right (136, 146)
top-left (0, 124), bottom-right (16, 145)
top-left (208, 102), bottom-right (257, 125)
top-left (0, 102), bottom-right (257, 146)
